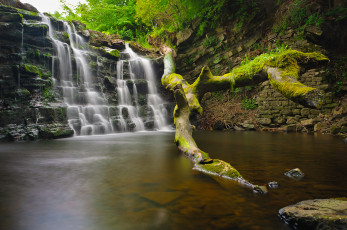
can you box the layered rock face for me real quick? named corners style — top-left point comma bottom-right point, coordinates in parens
top-left (0, 4), bottom-right (171, 141)
top-left (173, 0), bottom-right (347, 136)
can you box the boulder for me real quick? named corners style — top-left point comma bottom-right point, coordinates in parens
top-left (0, 0), bottom-right (38, 12)
top-left (257, 118), bottom-right (272, 125)
top-left (301, 119), bottom-right (314, 128)
top-left (279, 198), bottom-right (347, 230)
top-left (176, 27), bottom-right (193, 46)
top-left (314, 122), bottom-right (328, 133)
top-left (284, 168), bottom-right (304, 180)
top-left (38, 124), bottom-right (74, 139)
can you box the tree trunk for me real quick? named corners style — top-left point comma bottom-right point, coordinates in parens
top-left (161, 48), bottom-right (329, 193)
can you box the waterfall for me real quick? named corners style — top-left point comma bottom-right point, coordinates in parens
top-left (41, 15), bottom-right (170, 135)
top-left (123, 44), bottom-right (170, 130)
top-left (41, 15), bottom-right (113, 135)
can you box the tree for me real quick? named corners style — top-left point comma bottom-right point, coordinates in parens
top-left (161, 47), bottom-right (329, 193)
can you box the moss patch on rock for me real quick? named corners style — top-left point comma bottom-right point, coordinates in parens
top-left (196, 159), bottom-right (242, 179)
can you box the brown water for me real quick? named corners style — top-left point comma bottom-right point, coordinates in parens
top-left (0, 131), bottom-right (346, 230)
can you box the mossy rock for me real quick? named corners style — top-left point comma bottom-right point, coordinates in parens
top-left (17, 8), bottom-right (40, 20)
top-left (24, 23), bottom-right (48, 37)
top-left (20, 64), bottom-right (41, 76)
top-left (196, 159), bottom-right (242, 179)
top-left (109, 49), bottom-right (120, 58)
top-left (39, 126), bottom-right (74, 139)
top-left (279, 198), bottom-right (347, 230)
top-left (0, 12), bottom-right (23, 22)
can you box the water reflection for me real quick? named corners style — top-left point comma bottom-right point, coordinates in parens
top-left (0, 131), bottom-right (346, 230)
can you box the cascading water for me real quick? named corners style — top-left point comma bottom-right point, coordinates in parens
top-left (41, 15), bottom-right (113, 135)
top-left (41, 15), bottom-right (170, 135)
top-left (123, 44), bottom-right (170, 130)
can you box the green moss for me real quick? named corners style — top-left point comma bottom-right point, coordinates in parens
top-left (174, 134), bottom-right (191, 150)
top-left (197, 159), bottom-right (242, 179)
top-left (109, 49), bottom-right (120, 58)
top-left (162, 73), bottom-right (183, 89)
top-left (23, 64), bottom-right (41, 76)
top-left (224, 53), bottom-right (271, 80)
top-left (17, 8), bottom-right (38, 16)
top-left (269, 77), bottom-right (315, 98)
top-left (63, 32), bottom-right (70, 41)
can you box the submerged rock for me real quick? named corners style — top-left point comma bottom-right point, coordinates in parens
top-left (267, 181), bottom-right (279, 189)
top-left (284, 168), bottom-right (304, 180)
top-left (279, 198), bottom-right (347, 230)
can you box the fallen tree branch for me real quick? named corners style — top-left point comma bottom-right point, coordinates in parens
top-left (161, 48), bottom-right (329, 193)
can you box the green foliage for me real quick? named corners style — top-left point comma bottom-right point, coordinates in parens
top-left (57, 0), bottom-right (259, 47)
top-left (232, 0), bottom-right (259, 32)
top-left (212, 91), bottom-right (224, 100)
top-left (202, 35), bottom-right (218, 48)
top-left (326, 7), bottom-right (347, 22)
top-left (59, 0), bottom-right (143, 40)
top-left (273, 0), bottom-right (324, 35)
top-left (241, 97), bottom-right (257, 110)
top-left (43, 88), bottom-right (55, 102)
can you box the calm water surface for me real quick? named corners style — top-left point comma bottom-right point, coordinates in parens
top-left (0, 131), bottom-right (346, 230)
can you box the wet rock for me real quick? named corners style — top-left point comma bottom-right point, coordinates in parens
top-left (104, 76), bottom-right (116, 89)
top-left (284, 168), bottom-right (304, 180)
top-left (135, 79), bottom-right (148, 95)
top-left (0, 21), bottom-right (23, 42)
top-left (144, 120), bottom-right (154, 130)
top-left (108, 107), bottom-right (119, 117)
top-left (38, 125), bottom-right (74, 139)
top-left (126, 120), bottom-right (136, 130)
top-left (69, 119), bottom-right (81, 135)
top-left (300, 119), bottom-right (314, 128)
top-left (121, 107), bottom-right (129, 119)
top-left (267, 181), bottom-right (279, 189)
top-left (0, 12), bottom-right (23, 23)
top-left (314, 122), bottom-right (328, 133)
top-left (176, 27), bottom-right (193, 46)
top-left (253, 185), bottom-right (268, 194)
top-left (243, 124), bottom-right (255, 130)
top-left (305, 25), bottom-right (323, 43)
top-left (257, 118), bottom-right (272, 125)
top-left (286, 117), bottom-right (299, 125)
top-left (279, 198), bottom-right (347, 230)
top-left (88, 30), bottom-right (125, 50)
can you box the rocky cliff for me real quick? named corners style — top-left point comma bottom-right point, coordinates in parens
top-left (172, 0), bottom-right (346, 137)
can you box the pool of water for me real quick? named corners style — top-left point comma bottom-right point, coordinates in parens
top-left (0, 131), bottom-right (346, 230)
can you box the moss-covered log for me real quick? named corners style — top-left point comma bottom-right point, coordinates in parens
top-left (161, 48), bottom-right (329, 193)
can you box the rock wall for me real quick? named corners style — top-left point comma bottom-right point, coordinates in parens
top-left (173, 0), bottom-right (347, 137)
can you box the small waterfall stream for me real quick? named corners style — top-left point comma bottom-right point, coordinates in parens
top-left (41, 15), bottom-right (170, 135)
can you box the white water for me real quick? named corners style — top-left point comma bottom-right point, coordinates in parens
top-left (124, 44), bottom-right (170, 130)
top-left (41, 15), bottom-right (113, 135)
top-left (41, 15), bottom-right (170, 135)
